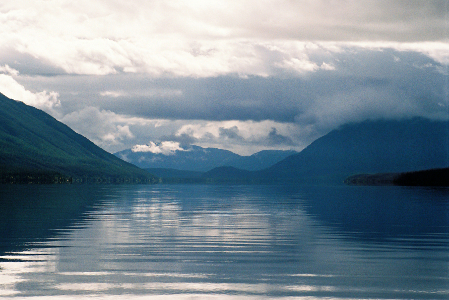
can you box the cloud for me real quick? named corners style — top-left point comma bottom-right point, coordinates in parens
top-left (1, 1), bottom-right (447, 156)
top-left (70, 49), bottom-right (446, 125)
top-left (100, 90), bottom-right (127, 98)
top-left (100, 89), bottom-right (183, 98)
top-left (7, 47), bottom-right (447, 155)
top-left (171, 120), bottom-right (306, 155)
top-left (266, 128), bottom-right (295, 146)
top-left (0, 67), bottom-right (61, 115)
top-left (1, 1), bottom-right (447, 77)
top-left (159, 133), bottom-right (198, 148)
top-left (61, 107), bottom-right (135, 152)
top-left (0, 64), bottom-right (19, 76)
top-left (219, 126), bottom-right (243, 140)
top-left (132, 141), bottom-right (185, 155)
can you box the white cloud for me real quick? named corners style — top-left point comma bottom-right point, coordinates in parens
top-left (320, 62), bottom-right (335, 71)
top-left (275, 57), bottom-right (319, 74)
top-left (61, 107), bottom-right (135, 151)
top-left (102, 125), bottom-right (134, 143)
top-left (100, 89), bottom-right (183, 98)
top-left (0, 64), bottom-right (19, 76)
top-left (1, 1), bottom-right (446, 77)
top-left (100, 90), bottom-right (127, 98)
top-left (132, 141), bottom-right (185, 155)
top-left (0, 71), bottom-right (60, 115)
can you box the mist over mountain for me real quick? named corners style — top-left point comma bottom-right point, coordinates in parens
top-left (0, 93), bottom-right (156, 183)
top-left (260, 118), bottom-right (449, 183)
top-left (200, 118), bottom-right (449, 184)
top-left (2, 88), bottom-right (446, 186)
top-left (114, 146), bottom-right (296, 172)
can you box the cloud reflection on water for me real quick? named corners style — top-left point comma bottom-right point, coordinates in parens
top-left (0, 184), bottom-right (448, 299)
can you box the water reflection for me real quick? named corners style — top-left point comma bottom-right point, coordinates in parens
top-left (0, 184), bottom-right (448, 299)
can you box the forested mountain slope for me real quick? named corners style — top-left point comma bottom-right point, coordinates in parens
top-left (0, 93), bottom-right (157, 183)
top-left (261, 118), bottom-right (449, 183)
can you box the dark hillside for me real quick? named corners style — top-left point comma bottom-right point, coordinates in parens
top-left (0, 93), bottom-right (157, 183)
top-left (345, 167), bottom-right (449, 186)
top-left (225, 150), bottom-right (297, 171)
top-left (260, 118), bottom-right (449, 184)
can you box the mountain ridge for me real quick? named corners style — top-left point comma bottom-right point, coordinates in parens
top-left (2, 91), bottom-right (447, 186)
top-left (202, 118), bottom-right (449, 184)
top-left (0, 93), bottom-right (157, 183)
top-left (262, 118), bottom-right (449, 183)
top-left (115, 145), bottom-right (297, 172)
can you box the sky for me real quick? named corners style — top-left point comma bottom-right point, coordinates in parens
top-left (0, 0), bottom-right (448, 155)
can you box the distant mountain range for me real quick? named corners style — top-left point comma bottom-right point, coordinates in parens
top-left (118, 118), bottom-right (449, 185)
top-left (114, 146), bottom-right (297, 172)
top-left (0, 93), bottom-right (157, 183)
top-left (2, 90), bottom-right (447, 186)
top-left (200, 118), bottom-right (449, 184)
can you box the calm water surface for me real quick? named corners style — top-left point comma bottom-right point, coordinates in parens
top-left (0, 183), bottom-right (448, 299)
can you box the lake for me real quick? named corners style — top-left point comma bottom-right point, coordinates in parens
top-left (0, 183), bottom-right (448, 299)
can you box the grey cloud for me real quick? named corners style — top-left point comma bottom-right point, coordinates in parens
top-left (4, 0), bottom-right (447, 156)
top-left (266, 128), bottom-right (295, 146)
top-left (234, 0), bottom-right (447, 42)
top-left (17, 49), bottom-right (447, 124)
top-left (14, 47), bottom-right (448, 154)
top-left (219, 126), bottom-right (243, 140)
top-left (94, 50), bottom-right (445, 124)
top-left (0, 48), bottom-right (66, 76)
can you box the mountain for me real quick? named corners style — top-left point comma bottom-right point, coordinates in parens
top-left (115, 145), bottom-right (240, 172)
top-left (115, 146), bottom-right (296, 172)
top-left (226, 149), bottom-right (297, 171)
top-left (202, 118), bottom-right (449, 184)
top-left (0, 93), bottom-right (157, 183)
top-left (260, 118), bottom-right (449, 183)
top-left (202, 166), bottom-right (254, 182)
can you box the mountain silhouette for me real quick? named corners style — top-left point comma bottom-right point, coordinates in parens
top-left (262, 118), bottom-right (449, 183)
top-left (202, 118), bottom-right (449, 184)
top-left (115, 145), bottom-right (296, 172)
top-left (0, 93), bottom-right (157, 183)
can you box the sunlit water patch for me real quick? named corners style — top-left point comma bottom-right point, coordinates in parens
top-left (0, 184), bottom-right (448, 299)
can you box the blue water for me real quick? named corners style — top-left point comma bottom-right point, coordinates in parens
top-left (0, 184), bottom-right (448, 299)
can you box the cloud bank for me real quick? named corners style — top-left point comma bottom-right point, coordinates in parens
top-left (1, 1), bottom-right (447, 77)
top-left (0, 1), bottom-right (447, 154)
